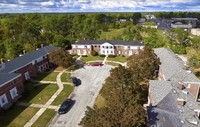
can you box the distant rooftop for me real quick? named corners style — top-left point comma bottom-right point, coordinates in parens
top-left (72, 40), bottom-right (144, 46)
top-left (172, 18), bottom-right (198, 21)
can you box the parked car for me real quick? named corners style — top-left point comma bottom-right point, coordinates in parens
top-left (58, 99), bottom-right (74, 114)
top-left (91, 62), bottom-right (103, 66)
top-left (71, 77), bottom-right (81, 86)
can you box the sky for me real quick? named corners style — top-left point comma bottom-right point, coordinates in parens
top-left (0, 0), bottom-right (200, 13)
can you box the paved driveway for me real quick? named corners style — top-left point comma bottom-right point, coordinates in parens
top-left (49, 65), bottom-right (113, 127)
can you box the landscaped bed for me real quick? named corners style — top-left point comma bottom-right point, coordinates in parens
top-left (51, 84), bottom-right (74, 105)
top-left (21, 82), bottom-right (58, 104)
top-left (32, 109), bottom-right (56, 127)
top-left (34, 72), bottom-right (59, 81)
top-left (61, 72), bottom-right (71, 82)
top-left (81, 56), bottom-right (105, 62)
top-left (107, 56), bottom-right (127, 63)
top-left (0, 106), bottom-right (39, 127)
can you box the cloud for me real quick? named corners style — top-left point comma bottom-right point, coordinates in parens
top-left (0, 0), bottom-right (199, 13)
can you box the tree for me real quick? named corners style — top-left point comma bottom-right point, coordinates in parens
top-left (132, 12), bottom-right (142, 24)
top-left (49, 49), bottom-right (75, 68)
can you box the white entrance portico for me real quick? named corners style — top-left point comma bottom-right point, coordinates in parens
top-left (100, 42), bottom-right (115, 55)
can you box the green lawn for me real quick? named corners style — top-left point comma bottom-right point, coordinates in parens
top-left (61, 72), bottom-right (71, 82)
top-left (81, 56), bottom-right (105, 62)
top-left (22, 82), bottom-right (58, 104)
top-left (0, 106), bottom-right (39, 127)
top-left (51, 84), bottom-right (74, 105)
top-left (106, 62), bottom-right (120, 67)
top-left (34, 72), bottom-right (59, 81)
top-left (32, 109), bottom-right (56, 127)
top-left (107, 56), bottom-right (127, 63)
top-left (95, 94), bottom-right (106, 108)
top-left (99, 28), bottom-right (125, 40)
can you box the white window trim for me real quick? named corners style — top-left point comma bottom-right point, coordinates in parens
top-left (10, 87), bottom-right (18, 99)
top-left (0, 94), bottom-right (8, 107)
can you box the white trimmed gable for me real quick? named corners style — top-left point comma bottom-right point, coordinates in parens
top-left (100, 42), bottom-right (114, 46)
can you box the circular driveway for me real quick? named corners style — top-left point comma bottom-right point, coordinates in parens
top-left (49, 65), bottom-right (113, 127)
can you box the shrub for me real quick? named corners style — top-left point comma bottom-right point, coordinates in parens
top-left (82, 55), bottom-right (88, 57)
top-left (99, 54), bottom-right (106, 57)
top-left (91, 50), bottom-right (98, 56)
top-left (108, 54), bottom-right (116, 58)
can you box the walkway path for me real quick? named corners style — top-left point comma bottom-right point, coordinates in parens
top-left (24, 70), bottom-right (66, 127)
top-left (77, 55), bottom-right (82, 60)
top-left (17, 102), bottom-right (59, 110)
top-left (102, 55), bottom-right (108, 64)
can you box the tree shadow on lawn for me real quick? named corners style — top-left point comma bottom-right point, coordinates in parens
top-left (19, 82), bottom-right (51, 104)
top-left (0, 105), bottom-right (37, 127)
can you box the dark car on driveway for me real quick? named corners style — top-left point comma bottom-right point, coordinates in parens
top-left (71, 77), bottom-right (81, 86)
top-left (58, 99), bottom-right (75, 114)
top-left (91, 62), bottom-right (103, 66)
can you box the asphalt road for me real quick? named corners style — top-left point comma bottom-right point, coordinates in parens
top-left (49, 65), bottom-right (113, 127)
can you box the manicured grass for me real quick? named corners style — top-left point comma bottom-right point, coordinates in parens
top-left (51, 84), bottom-right (74, 105)
top-left (0, 106), bottom-right (39, 127)
top-left (95, 94), bottom-right (106, 108)
top-left (34, 72), bottom-right (59, 81)
top-left (54, 66), bottom-right (66, 71)
top-left (32, 109), bottom-right (56, 127)
top-left (99, 28), bottom-right (125, 40)
top-left (107, 56), bottom-right (127, 63)
top-left (106, 62), bottom-right (120, 67)
top-left (61, 72), bottom-right (71, 82)
top-left (22, 82), bottom-right (58, 104)
top-left (81, 56), bottom-right (105, 62)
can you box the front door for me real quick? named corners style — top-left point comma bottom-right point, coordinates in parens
top-left (24, 72), bottom-right (30, 80)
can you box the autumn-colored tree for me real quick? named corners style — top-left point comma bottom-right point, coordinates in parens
top-left (49, 49), bottom-right (75, 68)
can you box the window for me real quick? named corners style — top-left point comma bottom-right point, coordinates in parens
top-left (111, 51), bottom-right (113, 54)
top-left (103, 50), bottom-right (105, 53)
top-left (106, 46), bottom-right (108, 49)
top-left (102, 46), bottom-right (104, 48)
top-left (10, 87), bottom-right (18, 99)
top-left (107, 51), bottom-right (109, 53)
top-left (128, 46), bottom-right (130, 49)
top-left (0, 94), bottom-right (8, 107)
top-left (110, 46), bottom-right (113, 49)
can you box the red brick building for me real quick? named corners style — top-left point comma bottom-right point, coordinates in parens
top-left (71, 40), bottom-right (144, 57)
top-left (0, 46), bottom-right (59, 110)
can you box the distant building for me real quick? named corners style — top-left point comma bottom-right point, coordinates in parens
top-left (0, 46), bottom-right (59, 110)
top-left (191, 28), bottom-right (200, 36)
top-left (145, 14), bottom-right (156, 20)
top-left (146, 48), bottom-right (200, 127)
top-left (116, 18), bottom-right (127, 23)
top-left (71, 40), bottom-right (144, 57)
top-left (171, 18), bottom-right (198, 29)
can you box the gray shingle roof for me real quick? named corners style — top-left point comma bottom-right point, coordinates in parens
top-left (72, 40), bottom-right (144, 46)
top-left (148, 93), bottom-right (182, 127)
top-left (0, 73), bottom-right (21, 87)
top-left (149, 80), bottom-right (200, 127)
top-left (149, 80), bottom-right (173, 106)
top-left (0, 46), bottom-right (60, 73)
top-left (154, 48), bottom-right (200, 83)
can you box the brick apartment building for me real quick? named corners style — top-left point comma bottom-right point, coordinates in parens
top-left (0, 46), bottom-right (59, 110)
top-left (71, 40), bottom-right (144, 57)
top-left (147, 48), bottom-right (200, 127)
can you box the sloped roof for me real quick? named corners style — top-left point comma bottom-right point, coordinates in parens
top-left (149, 80), bottom-right (173, 106)
top-left (147, 93), bottom-right (182, 127)
top-left (154, 48), bottom-right (200, 83)
top-left (0, 73), bottom-right (21, 87)
top-left (72, 40), bottom-right (144, 46)
top-left (0, 46), bottom-right (60, 73)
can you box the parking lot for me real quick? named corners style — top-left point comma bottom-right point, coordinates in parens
top-left (49, 65), bottom-right (113, 127)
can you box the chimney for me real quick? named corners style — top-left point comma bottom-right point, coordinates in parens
top-left (1, 58), bottom-right (4, 64)
top-left (23, 50), bottom-right (26, 54)
top-left (41, 44), bottom-right (44, 48)
top-left (177, 98), bottom-right (186, 106)
top-left (177, 82), bottom-right (185, 90)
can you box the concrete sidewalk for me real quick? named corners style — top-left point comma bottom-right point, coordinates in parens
top-left (17, 102), bottom-right (59, 110)
top-left (24, 70), bottom-right (66, 127)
